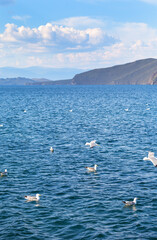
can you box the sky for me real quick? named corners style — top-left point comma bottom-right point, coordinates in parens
top-left (1, 0), bottom-right (157, 73)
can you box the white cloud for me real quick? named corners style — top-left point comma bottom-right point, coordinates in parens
top-left (12, 15), bottom-right (31, 21)
top-left (0, 22), bottom-right (117, 51)
top-left (1, 18), bottom-right (157, 70)
top-left (115, 22), bottom-right (157, 43)
top-left (52, 16), bottom-right (106, 30)
top-left (60, 21), bottom-right (157, 68)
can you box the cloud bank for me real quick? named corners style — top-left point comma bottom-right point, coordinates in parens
top-left (0, 22), bottom-right (117, 51)
top-left (0, 17), bottom-right (157, 69)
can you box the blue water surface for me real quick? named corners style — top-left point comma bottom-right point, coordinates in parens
top-left (0, 85), bottom-right (157, 240)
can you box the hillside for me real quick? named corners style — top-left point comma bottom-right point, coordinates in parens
top-left (29, 79), bottom-right (72, 85)
top-left (0, 77), bottom-right (36, 85)
top-left (72, 58), bottom-right (157, 85)
top-left (1, 58), bottom-right (157, 85)
top-left (0, 77), bottom-right (72, 86)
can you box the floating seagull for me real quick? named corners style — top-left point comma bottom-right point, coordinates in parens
top-left (24, 110), bottom-right (27, 112)
top-left (85, 164), bottom-right (98, 172)
top-left (124, 108), bottom-right (129, 111)
top-left (85, 140), bottom-right (98, 148)
top-left (25, 194), bottom-right (41, 202)
top-left (0, 169), bottom-right (7, 176)
top-left (122, 197), bottom-right (138, 206)
top-left (69, 109), bottom-right (73, 112)
top-left (50, 147), bottom-right (54, 152)
top-left (143, 152), bottom-right (157, 167)
top-left (0, 124), bottom-right (3, 127)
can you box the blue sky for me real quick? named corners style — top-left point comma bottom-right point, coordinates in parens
top-left (1, 0), bottom-right (157, 72)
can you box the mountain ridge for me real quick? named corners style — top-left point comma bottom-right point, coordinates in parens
top-left (72, 58), bottom-right (157, 85)
top-left (1, 58), bottom-right (157, 85)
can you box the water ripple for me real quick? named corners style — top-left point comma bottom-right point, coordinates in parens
top-left (0, 85), bottom-right (157, 239)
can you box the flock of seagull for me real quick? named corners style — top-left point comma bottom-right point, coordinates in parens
top-left (84, 140), bottom-right (140, 207)
top-left (25, 106), bottom-right (156, 205)
top-left (1, 106), bottom-right (157, 206)
top-left (1, 143), bottom-right (157, 205)
top-left (62, 137), bottom-right (156, 206)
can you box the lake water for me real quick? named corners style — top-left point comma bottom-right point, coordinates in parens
top-left (0, 85), bottom-right (157, 240)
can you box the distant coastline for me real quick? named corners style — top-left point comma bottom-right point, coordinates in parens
top-left (1, 58), bottom-right (157, 86)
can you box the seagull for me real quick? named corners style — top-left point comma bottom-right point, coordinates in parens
top-left (50, 147), bottom-right (54, 152)
top-left (0, 124), bottom-right (3, 127)
top-left (122, 197), bottom-right (138, 206)
top-left (85, 140), bottom-right (98, 148)
top-left (0, 169), bottom-right (7, 176)
top-left (85, 164), bottom-right (98, 172)
top-left (125, 108), bottom-right (129, 111)
top-left (143, 152), bottom-right (157, 167)
top-left (25, 194), bottom-right (41, 202)
top-left (69, 109), bottom-right (73, 112)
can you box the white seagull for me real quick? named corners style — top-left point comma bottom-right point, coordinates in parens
top-left (143, 152), bottom-right (157, 167)
top-left (122, 197), bottom-right (138, 206)
top-left (50, 147), bottom-right (54, 152)
top-left (0, 169), bottom-right (7, 176)
top-left (25, 194), bottom-right (41, 202)
top-left (85, 164), bottom-right (98, 172)
top-left (85, 140), bottom-right (98, 148)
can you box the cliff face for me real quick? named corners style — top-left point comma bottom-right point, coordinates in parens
top-left (72, 58), bottom-right (157, 85)
top-left (1, 58), bottom-right (157, 86)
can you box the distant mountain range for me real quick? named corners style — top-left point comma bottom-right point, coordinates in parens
top-left (1, 58), bottom-right (157, 85)
top-left (0, 66), bottom-right (84, 80)
top-left (0, 77), bottom-right (72, 86)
